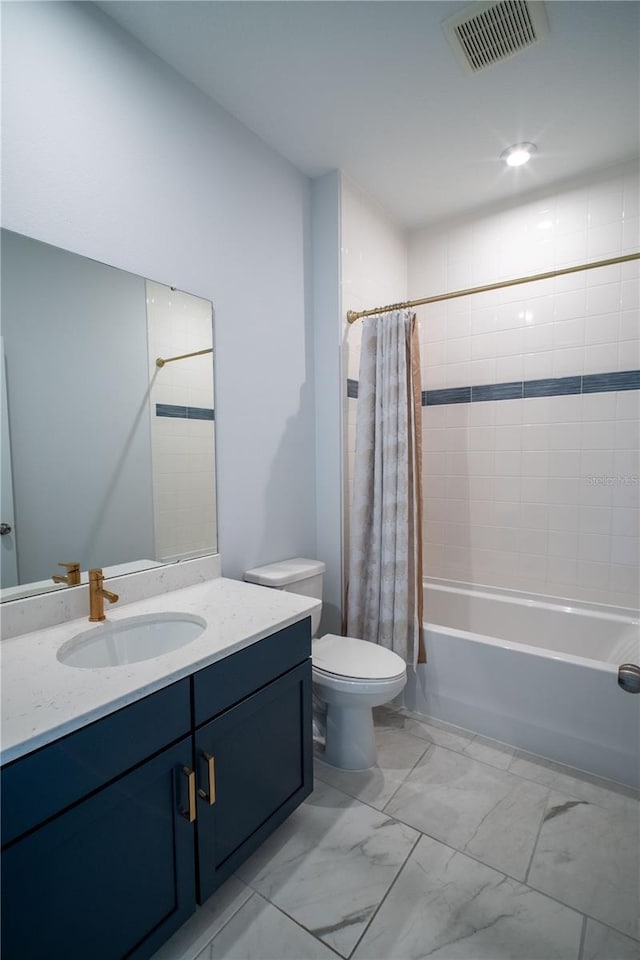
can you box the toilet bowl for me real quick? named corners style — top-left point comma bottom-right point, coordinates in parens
top-left (313, 634), bottom-right (406, 770)
top-left (243, 558), bottom-right (407, 771)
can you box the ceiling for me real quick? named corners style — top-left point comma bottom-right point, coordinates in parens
top-left (98, 1), bottom-right (639, 229)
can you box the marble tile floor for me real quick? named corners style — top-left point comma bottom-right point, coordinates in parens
top-left (152, 708), bottom-right (639, 960)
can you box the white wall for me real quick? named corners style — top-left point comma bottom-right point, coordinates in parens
top-left (1, 1), bottom-right (317, 581)
top-left (410, 161), bottom-right (639, 607)
top-left (341, 176), bottom-right (409, 608)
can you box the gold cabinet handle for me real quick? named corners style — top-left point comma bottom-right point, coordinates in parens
top-left (180, 766), bottom-right (197, 822)
top-left (198, 752), bottom-right (216, 805)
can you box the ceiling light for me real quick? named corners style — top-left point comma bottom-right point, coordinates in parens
top-left (501, 142), bottom-right (537, 167)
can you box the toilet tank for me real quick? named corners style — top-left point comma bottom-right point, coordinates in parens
top-left (243, 558), bottom-right (326, 637)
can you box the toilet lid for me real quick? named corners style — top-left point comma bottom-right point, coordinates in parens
top-left (313, 634), bottom-right (406, 680)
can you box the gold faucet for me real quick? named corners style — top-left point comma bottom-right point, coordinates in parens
top-left (88, 568), bottom-right (119, 622)
top-left (52, 562), bottom-right (81, 586)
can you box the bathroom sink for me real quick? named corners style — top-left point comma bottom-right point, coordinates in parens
top-left (57, 612), bottom-right (207, 668)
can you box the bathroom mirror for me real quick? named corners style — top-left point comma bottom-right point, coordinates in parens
top-left (0, 229), bottom-right (217, 602)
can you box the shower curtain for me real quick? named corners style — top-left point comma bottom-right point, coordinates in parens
top-left (346, 308), bottom-right (425, 666)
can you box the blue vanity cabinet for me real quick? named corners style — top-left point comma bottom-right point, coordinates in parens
top-left (192, 618), bottom-right (313, 903)
top-left (1, 681), bottom-right (195, 960)
top-left (0, 615), bottom-right (314, 959)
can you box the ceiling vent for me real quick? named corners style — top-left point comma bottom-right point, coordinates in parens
top-left (443, 1), bottom-right (549, 74)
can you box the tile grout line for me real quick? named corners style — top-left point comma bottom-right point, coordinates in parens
top-left (312, 769), bottom-right (392, 819)
top-left (397, 711), bottom-right (536, 772)
top-left (402, 719), bottom-right (637, 809)
top-left (313, 775), bottom-right (607, 947)
top-left (419, 712), bottom-right (639, 804)
top-left (515, 860), bottom-right (639, 944)
top-left (586, 916), bottom-right (640, 947)
top-left (345, 829), bottom-right (423, 959)
top-left (313, 722), bottom-right (435, 815)
top-left (232, 775), bottom-right (640, 956)
top-left (401, 732), bottom-right (556, 793)
top-left (577, 915), bottom-right (588, 960)
top-left (374, 794), bottom-right (538, 889)
top-left (339, 784), bottom-right (631, 946)
top-left (199, 890), bottom-right (259, 957)
top-left (523, 785), bottom-right (553, 885)
top-left (230, 781), bottom-right (425, 959)
top-left (374, 712), bottom-right (637, 812)
top-left (316, 767), bottom-right (541, 891)
top-left (222, 884), bottom-right (348, 960)
top-left (522, 876), bottom-right (640, 944)
top-left (150, 886), bottom-right (256, 960)
top-left (504, 756), bottom-right (640, 808)
top-left (378, 741), bottom-right (434, 812)
top-left (313, 718), bottom-right (639, 944)
top-left (257, 899), bottom-right (347, 960)
top-left (336, 734), bottom-right (639, 943)
top-left (237, 880), bottom-right (374, 959)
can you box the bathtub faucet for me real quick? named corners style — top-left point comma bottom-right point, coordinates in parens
top-left (618, 664), bottom-right (640, 694)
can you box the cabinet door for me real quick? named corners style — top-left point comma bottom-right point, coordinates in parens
top-left (1, 738), bottom-right (196, 960)
top-left (1, 679), bottom-right (191, 847)
top-left (195, 660), bottom-right (312, 903)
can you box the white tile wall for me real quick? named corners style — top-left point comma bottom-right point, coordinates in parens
top-left (146, 281), bottom-right (217, 562)
top-left (411, 161), bottom-right (639, 607)
top-left (422, 390), bottom-right (639, 606)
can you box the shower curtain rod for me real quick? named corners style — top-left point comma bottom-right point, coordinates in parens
top-left (346, 251), bottom-right (640, 323)
top-left (156, 347), bottom-right (213, 368)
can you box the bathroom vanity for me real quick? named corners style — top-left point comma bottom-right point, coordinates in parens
top-left (0, 575), bottom-right (317, 960)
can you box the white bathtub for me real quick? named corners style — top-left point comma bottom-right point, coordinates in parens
top-left (403, 579), bottom-right (640, 789)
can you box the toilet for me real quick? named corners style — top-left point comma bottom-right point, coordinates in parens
top-left (243, 558), bottom-right (407, 770)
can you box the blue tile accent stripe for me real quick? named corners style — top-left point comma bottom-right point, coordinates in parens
top-left (583, 370), bottom-right (640, 393)
top-left (349, 370), bottom-right (640, 406)
top-left (424, 387), bottom-right (471, 405)
top-left (472, 381), bottom-right (523, 402)
top-left (187, 406), bottom-right (215, 421)
top-left (156, 403), bottom-right (187, 418)
top-left (156, 403), bottom-right (215, 420)
top-left (524, 376), bottom-right (582, 398)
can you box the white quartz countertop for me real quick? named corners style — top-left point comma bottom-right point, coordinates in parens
top-left (0, 577), bottom-right (320, 765)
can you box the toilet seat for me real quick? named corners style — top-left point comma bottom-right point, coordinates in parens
top-left (313, 634), bottom-right (406, 682)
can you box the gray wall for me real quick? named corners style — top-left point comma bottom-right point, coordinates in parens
top-left (1, 230), bottom-right (155, 582)
top-left (2, 2), bottom-right (317, 583)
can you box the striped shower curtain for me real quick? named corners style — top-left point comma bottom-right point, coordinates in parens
top-left (346, 308), bottom-right (425, 666)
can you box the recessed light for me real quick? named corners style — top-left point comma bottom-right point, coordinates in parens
top-left (501, 142), bottom-right (537, 167)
